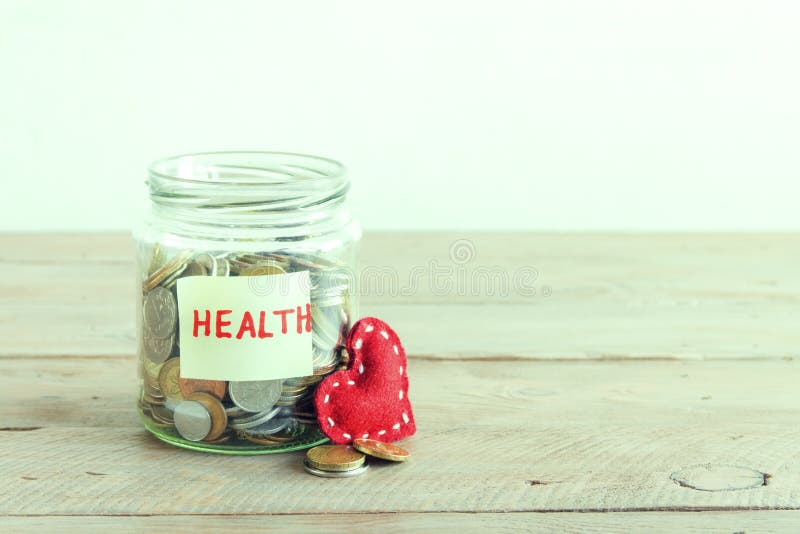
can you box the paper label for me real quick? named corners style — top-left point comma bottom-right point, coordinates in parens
top-left (177, 271), bottom-right (312, 381)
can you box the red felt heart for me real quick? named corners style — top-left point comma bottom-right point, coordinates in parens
top-left (314, 317), bottom-right (416, 444)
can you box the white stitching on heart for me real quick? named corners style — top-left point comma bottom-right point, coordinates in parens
top-left (364, 324), bottom-right (374, 332)
top-left (358, 363), bottom-right (364, 374)
top-left (402, 412), bottom-right (409, 424)
top-left (392, 423), bottom-right (400, 430)
top-left (362, 433), bottom-right (369, 439)
top-left (347, 380), bottom-right (355, 386)
top-left (399, 390), bottom-right (403, 400)
top-left (324, 394), bottom-right (330, 403)
top-left (380, 330), bottom-right (389, 339)
top-left (399, 365), bottom-right (403, 375)
top-left (328, 417), bottom-right (335, 427)
top-left (333, 382), bottom-right (340, 387)
top-left (343, 433), bottom-right (351, 440)
top-left (354, 338), bottom-right (363, 349)
top-left (378, 429), bottom-right (386, 436)
top-left (393, 345), bottom-right (399, 355)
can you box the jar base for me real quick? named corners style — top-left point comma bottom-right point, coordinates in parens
top-left (141, 411), bottom-right (329, 455)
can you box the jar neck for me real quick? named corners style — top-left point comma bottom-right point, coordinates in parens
top-left (146, 151), bottom-right (351, 240)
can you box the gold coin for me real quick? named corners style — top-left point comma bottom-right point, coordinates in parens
top-left (143, 250), bottom-right (193, 292)
top-left (352, 439), bottom-right (410, 462)
top-left (305, 445), bottom-right (365, 472)
top-left (186, 392), bottom-right (228, 441)
top-left (240, 261), bottom-right (286, 277)
top-left (157, 358), bottom-right (184, 401)
top-left (144, 244), bottom-right (166, 277)
top-left (142, 358), bottom-right (162, 383)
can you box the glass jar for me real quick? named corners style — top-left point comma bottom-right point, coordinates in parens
top-left (133, 151), bottom-right (360, 454)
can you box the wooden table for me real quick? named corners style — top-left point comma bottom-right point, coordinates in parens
top-left (2, 233), bottom-right (799, 531)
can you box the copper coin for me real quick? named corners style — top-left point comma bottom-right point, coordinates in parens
top-left (178, 372), bottom-right (227, 401)
top-left (352, 439), bottom-right (410, 462)
top-left (143, 250), bottom-right (192, 292)
top-left (186, 392), bottom-right (228, 441)
top-left (305, 445), bottom-right (365, 472)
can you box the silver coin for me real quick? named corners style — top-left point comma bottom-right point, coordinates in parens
top-left (303, 460), bottom-right (370, 478)
top-left (143, 286), bottom-right (177, 339)
top-left (243, 417), bottom-right (292, 436)
top-left (214, 256), bottom-right (230, 277)
top-left (193, 253), bottom-right (217, 275)
top-left (174, 400), bottom-right (212, 441)
top-left (144, 332), bottom-right (174, 364)
top-left (229, 380), bottom-right (283, 412)
top-left (161, 263), bottom-right (189, 289)
top-left (150, 404), bottom-right (174, 424)
top-left (228, 406), bottom-right (282, 430)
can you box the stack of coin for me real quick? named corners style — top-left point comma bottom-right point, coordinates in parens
top-left (137, 245), bottom-right (354, 451)
top-left (303, 445), bottom-right (369, 478)
top-left (303, 440), bottom-right (410, 478)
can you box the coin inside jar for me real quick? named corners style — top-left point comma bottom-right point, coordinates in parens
top-left (305, 445), bottom-right (365, 472)
top-left (173, 400), bottom-right (212, 441)
top-left (157, 358), bottom-right (184, 401)
top-left (186, 392), bottom-right (228, 441)
top-left (240, 261), bottom-right (286, 277)
top-left (228, 380), bottom-right (283, 412)
top-left (142, 286), bottom-right (177, 339)
top-left (178, 372), bottom-right (227, 401)
top-left (352, 439), bottom-right (410, 462)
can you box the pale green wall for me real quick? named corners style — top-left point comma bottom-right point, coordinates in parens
top-left (1, 0), bottom-right (798, 231)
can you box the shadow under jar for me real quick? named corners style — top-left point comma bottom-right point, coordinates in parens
top-left (134, 152), bottom-right (361, 454)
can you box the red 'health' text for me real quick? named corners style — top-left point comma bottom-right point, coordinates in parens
top-left (192, 304), bottom-right (312, 340)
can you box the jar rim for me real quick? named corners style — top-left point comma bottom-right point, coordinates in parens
top-left (148, 150), bottom-right (346, 186)
top-left (144, 151), bottom-right (352, 237)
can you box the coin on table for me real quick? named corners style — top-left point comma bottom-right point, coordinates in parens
top-left (178, 373), bottom-right (227, 401)
top-left (305, 445), bottom-right (365, 472)
top-left (186, 392), bottom-right (228, 441)
top-left (142, 286), bottom-right (177, 339)
top-left (157, 358), bottom-right (184, 401)
top-left (174, 400), bottom-right (212, 441)
top-left (352, 439), bottom-right (410, 462)
top-left (303, 460), bottom-right (369, 478)
top-left (228, 380), bottom-right (283, 412)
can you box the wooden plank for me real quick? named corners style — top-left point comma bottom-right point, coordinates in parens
top-left (2, 233), bottom-right (800, 359)
top-left (1, 358), bottom-right (798, 514)
top-left (4, 511), bottom-right (800, 532)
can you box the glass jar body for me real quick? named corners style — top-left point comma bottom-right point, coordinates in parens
top-left (134, 152), bottom-right (360, 454)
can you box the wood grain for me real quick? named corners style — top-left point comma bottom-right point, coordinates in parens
top-left (4, 511), bottom-right (800, 533)
top-left (1, 233), bottom-right (799, 359)
top-left (2, 232), bottom-right (799, 528)
top-left (1, 358), bottom-right (798, 514)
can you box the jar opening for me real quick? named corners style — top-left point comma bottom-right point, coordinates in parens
top-left (148, 151), bottom-right (348, 211)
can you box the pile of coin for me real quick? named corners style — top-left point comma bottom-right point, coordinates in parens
top-left (137, 244), bottom-right (354, 450)
top-left (303, 439), bottom-right (410, 478)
